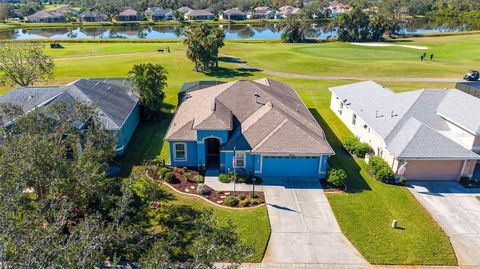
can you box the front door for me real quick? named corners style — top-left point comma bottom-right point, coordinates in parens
top-left (205, 138), bottom-right (220, 171)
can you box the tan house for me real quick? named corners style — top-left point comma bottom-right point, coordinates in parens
top-left (330, 81), bottom-right (480, 181)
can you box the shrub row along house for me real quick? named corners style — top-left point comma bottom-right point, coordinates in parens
top-left (0, 79), bottom-right (140, 156)
top-left (330, 81), bottom-right (480, 181)
top-left (165, 78), bottom-right (334, 178)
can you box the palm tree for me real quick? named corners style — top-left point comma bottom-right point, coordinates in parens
top-left (128, 63), bottom-right (168, 119)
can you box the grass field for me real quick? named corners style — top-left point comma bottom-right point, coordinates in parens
top-left (0, 39), bottom-right (463, 264)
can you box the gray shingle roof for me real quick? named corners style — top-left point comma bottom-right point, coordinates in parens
top-left (165, 78), bottom-right (334, 156)
top-left (27, 10), bottom-right (65, 19)
top-left (330, 81), bottom-right (480, 160)
top-left (224, 8), bottom-right (246, 16)
top-left (0, 79), bottom-right (139, 130)
top-left (186, 9), bottom-right (214, 16)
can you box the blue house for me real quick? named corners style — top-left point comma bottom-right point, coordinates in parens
top-left (165, 78), bottom-right (334, 178)
top-left (0, 78), bottom-right (140, 156)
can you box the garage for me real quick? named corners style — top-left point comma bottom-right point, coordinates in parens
top-left (405, 160), bottom-right (464, 180)
top-left (262, 155), bottom-right (320, 178)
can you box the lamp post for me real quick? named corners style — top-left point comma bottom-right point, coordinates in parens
top-left (233, 146), bottom-right (237, 192)
top-left (251, 168), bottom-right (256, 198)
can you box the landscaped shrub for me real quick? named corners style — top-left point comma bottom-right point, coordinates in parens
top-left (218, 173), bottom-right (230, 183)
top-left (224, 196), bottom-right (239, 207)
top-left (399, 176), bottom-right (407, 185)
top-left (327, 168), bottom-right (347, 187)
top-left (239, 198), bottom-right (250, 207)
top-left (164, 172), bottom-right (177, 184)
top-left (238, 193), bottom-right (247, 200)
top-left (182, 172), bottom-right (191, 180)
top-left (196, 183), bottom-right (209, 195)
top-left (250, 198), bottom-right (263, 206)
top-left (368, 156), bottom-right (385, 175)
top-left (159, 167), bottom-right (169, 179)
top-left (376, 167), bottom-right (395, 183)
top-left (342, 137), bottom-right (372, 158)
top-left (194, 175), bottom-right (204, 183)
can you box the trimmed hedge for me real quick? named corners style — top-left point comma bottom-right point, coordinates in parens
top-left (368, 156), bottom-right (395, 183)
top-left (342, 137), bottom-right (372, 158)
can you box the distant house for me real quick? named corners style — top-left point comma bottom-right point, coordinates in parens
top-left (116, 8), bottom-right (142, 21)
top-left (184, 9), bottom-right (214, 21)
top-left (275, 6), bottom-right (302, 19)
top-left (330, 81), bottom-right (480, 181)
top-left (146, 7), bottom-right (174, 21)
top-left (248, 6), bottom-right (275, 19)
top-left (177, 6), bottom-right (193, 14)
top-left (0, 79), bottom-right (140, 156)
top-left (328, 1), bottom-right (351, 17)
top-left (165, 78), bottom-right (334, 178)
top-left (456, 81), bottom-right (480, 99)
top-left (26, 11), bottom-right (67, 23)
top-left (54, 6), bottom-right (80, 16)
top-left (220, 8), bottom-right (247, 20)
top-left (80, 10), bottom-right (107, 22)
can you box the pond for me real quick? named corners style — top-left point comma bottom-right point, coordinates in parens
top-left (0, 18), bottom-right (479, 40)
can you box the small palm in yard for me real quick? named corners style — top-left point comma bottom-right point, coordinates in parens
top-left (129, 63), bottom-right (168, 120)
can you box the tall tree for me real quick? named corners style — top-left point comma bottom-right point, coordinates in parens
top-left (0, 42), bottom-right (55, 87)
top-left (129, 63), bottom-right (168, 119)
top-left (0, 4), bottom-right (9, 22)
top-left (183, 24), bottom-right (225, 72)
top-left (281, 17), bottom-right (309, 42)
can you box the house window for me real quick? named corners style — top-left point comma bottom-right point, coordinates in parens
top-left (174, 143), bottom-right (187, 161)
top-left (352, 114), bottom-right (357, 125)
top-left (235, 152), bottom-right (245, 167)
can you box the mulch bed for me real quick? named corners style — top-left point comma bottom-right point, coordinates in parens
top-left (149, 166), bottom-right (265, 208)
top-left (320, 179), bottom-right (346, 193)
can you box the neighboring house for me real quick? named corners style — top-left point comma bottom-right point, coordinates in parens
top-left (330, 81), bottom-right (480, 181)
top-left (165, 78), bottom-right (334, 178)
top-left (146, 7), bottom-right (174, 21)
top-left (177, 6), bottom-right (193, 14)
top-left (328, 1), bottom-right (351, 17)
top-left (275, 6), bottom-right (302, 19)
top-left (79, 10), bottom-right (108, 22)
top-left (54, 6), bottom-right (80, 16)
top-left (248, 6), bottom-right (276, 19)
top-left (220, 8), bottom-right (247, 20)
top-left (0, 79), bottom-right (140, 156)
top-left (456, 81), bottom-right (480, 99)
top-left (116, 8), bottom-right (142, 21)
top-left (184, 9), bottom-right (214, 21)
top-left (26, 11), bottom-right (67, 23)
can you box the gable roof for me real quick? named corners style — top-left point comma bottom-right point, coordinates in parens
top-left (254, 6), bottom-right (274, 14)
top-left (27, 10), bottom-right (65, 19)
top-left (80, 10), bottom-right (107, 18)
top-left (118, 8), bottom-right (138, 17)
top-left (185, 9), bottom-right (214, 17)
top-left (224, 8), bottom-right (246, 16)
top-left (54, 6), bottom-right (78, 14)
top-left (165, 78), bottom-right (334, 156)
top-left (0, 79), bottom-right (139, 130)
top-left (330, 81), bottom-right (480, 160)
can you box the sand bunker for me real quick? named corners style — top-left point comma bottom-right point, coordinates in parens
top-left (350, 42), bottom-right (429, 50)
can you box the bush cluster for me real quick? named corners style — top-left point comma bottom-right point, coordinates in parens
top-left (196, 184), bottom-right (209, 195)
top-left (343, 137), bottom-right (372, 158)
top-left (223, 196), bottom-right (239, 207)
top-left (194, 175), bottom-right (204, 183)
top-left (327, 168), bottom-right (347, 187)
top-left (218, 173), bottom-right (230, 183)
top-left (164, 172), bottom-right (177, 184)
top-left (182, 172), bottom-right (191, 180)
top-left (368, 156), bottom-right (395, 183)
top-left (159, 167), bottom-right (169, 179)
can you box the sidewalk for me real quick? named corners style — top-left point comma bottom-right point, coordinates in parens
top-left (205, 176), bottom-right (263, 192)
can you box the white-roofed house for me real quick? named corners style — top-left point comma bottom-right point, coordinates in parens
top-left (329, 81), bottom-right (480, 181)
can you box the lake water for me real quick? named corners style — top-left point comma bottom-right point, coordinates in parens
top-left (0, 18), bottom-right (478, 40)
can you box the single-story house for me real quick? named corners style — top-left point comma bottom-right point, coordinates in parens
top-left (177, 6), bottom-right (193, 14)
top-left (165, 78), bottom-right (335, 178)
top-left (54, 6), bottom-right (80, 16)
top-left (0, 78), bottom-right (140, 156)
top-left (220, 8), bottom-right (247, 20)
top-left (116, 8), bottom-right (142, 21)
top-left (275, 6), bottom-right (302, 19)
top-left (147, 7), bottom-right (174, 21)
top-left (248, 6), bottom-right (276, 19)
top-left (330, 81), bottom-right (480, 181)
top-left (26, 11), bottom-right (67, 23)
top-left (184, 9), bottom-right (214, 21)
top-left (80, 10), bottom-right (108, 22)
top-left (456, 81), bottom-right (480, 99)
top-left (328, 1), bottom-right (351, 17)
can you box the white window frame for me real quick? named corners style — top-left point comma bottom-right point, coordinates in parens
top-left (173, 142), bottom-right (187, 161)
top-left (235, 152), bottom-right (246, 168)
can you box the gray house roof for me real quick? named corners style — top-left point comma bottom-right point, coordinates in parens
top-left (330, 81), bottom-right (480, 160)
top-left (0, 79), bottom-right (139, 130)
top-left (185, 9), bottom-right (214, 17)
top-left (165, 78), bottom-right (334, 156)
top-left (223, 8), bottom-right (246, 16)
top-left (27, 10), bottom-right (65, 20)
top-left (80, 10), bottom-right (107, 19)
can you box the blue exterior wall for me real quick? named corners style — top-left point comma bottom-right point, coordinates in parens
top-left (223, 151), bottom-right (256, 175)
top-left (116, 104), bottom-right (141, 156)
top-left (196, 130), bottom-right (229, 167)
top-left (169, 141), bottom-right (198, 167)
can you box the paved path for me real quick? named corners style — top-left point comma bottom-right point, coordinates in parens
top-left (261, 177), bottom-right (367, 265)
top-left (222, 55), bottom-right (462, 83)
top-left (409, 181), bottom-right (480, 267)
top-left (205, 176), bottom-right (263, 192)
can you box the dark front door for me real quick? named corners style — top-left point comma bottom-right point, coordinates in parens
top-left (205, 138), bottom-right (220, 171)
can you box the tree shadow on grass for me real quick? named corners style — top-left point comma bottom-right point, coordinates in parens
top-left (309, 108), bottom-right (371, 193)
top-left (204, 66), bottom-right (256, 78)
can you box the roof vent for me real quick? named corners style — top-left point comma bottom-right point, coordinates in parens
top-left (391, 111), bottom-right (398, 118)
top-left (253, 93), bottom-right (261, 104)
top-left (28, 94), bottom-right (34, 99)
top-left (375, 110), bottom-right (384, 118)
top-left (295, 103), bottom-right (300, 112)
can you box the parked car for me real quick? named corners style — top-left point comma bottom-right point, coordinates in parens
top-left (464, 70), bottom-right (479, 81)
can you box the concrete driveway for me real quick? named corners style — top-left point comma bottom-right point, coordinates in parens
top-left (261, 177), bottom-right (367, 266)
top-left (409, 181), bottom-right (480, 267)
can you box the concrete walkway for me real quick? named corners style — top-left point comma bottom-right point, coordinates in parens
top-left (205, 176), bottom-right (263, 192)
top-left (261, 177), bottom-right (367, 265)
top-left (409, 181), bottom-right (480, 267)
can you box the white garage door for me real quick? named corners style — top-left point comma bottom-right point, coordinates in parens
top-left (405, 160), bottom-right (464, 180)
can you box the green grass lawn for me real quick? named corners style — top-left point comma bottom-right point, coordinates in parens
top-left (0, 41), bottom-right (461, 264)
